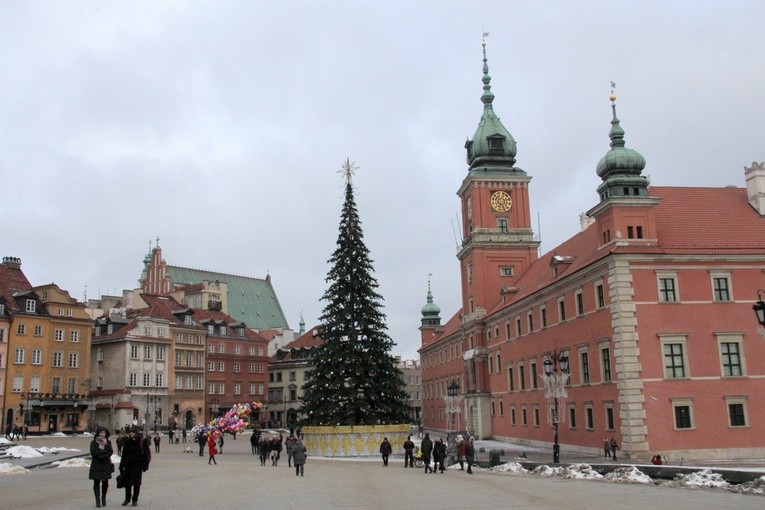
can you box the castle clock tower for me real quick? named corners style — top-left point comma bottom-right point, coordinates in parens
top-left (457, 38), bottom-right (539, 317)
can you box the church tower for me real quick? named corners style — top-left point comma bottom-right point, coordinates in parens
top-left (457, 37), bottom-right (539, 317)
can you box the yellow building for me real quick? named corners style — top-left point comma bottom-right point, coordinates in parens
top-left (1, 257), bottom-right (93, 434)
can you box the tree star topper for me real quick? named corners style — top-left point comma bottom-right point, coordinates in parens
top-left (340, 157), bottom-right (359, 185)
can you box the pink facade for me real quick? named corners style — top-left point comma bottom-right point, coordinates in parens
top-left (420, 44), bottom-right (765, 461)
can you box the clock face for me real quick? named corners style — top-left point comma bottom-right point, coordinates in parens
top-left (490, 191), bottom-right (512, 212)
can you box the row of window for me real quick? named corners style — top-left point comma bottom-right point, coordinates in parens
top-left (12, 348), bottom-right (81, 368)
top-left (129, 345), bottom-right (166, 361)
top-left (207, 343), bottom-right (264, 356)
top-left (14, 323), bottom-right (82, 341)
top-left (206, 361), bottom-right (265, 373)
top-left (128, 372), bottom-right (166, 387)
top-left (657, 272), bottom-right (732, 303)
top-left (268, 371), bottom-right (298, 383)
top-left (207, 382), bottom-right (265, 396)
top-left (488, 398), bottom-right (748, 430)
top-left (206, 324), bottom-right (247, 337)
top-left (11, 375), bottom-right (78, 394)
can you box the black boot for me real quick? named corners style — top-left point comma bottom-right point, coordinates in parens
top-left (95, 487), bottom-right (102, 508)
top-left (102, 487), bottom-right (107, 506)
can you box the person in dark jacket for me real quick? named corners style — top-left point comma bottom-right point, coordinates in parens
top-left (197, 429), bottom-right (206, 457)
top-left (89, 427), bottom-right (114, 508)
top-left (250, 430), bottom-right (259, 455)
top-left (292, 438), bottom-right (307, 476)
top-left (433, 437), bottom-right (447, 473)
top-left (379, 437), bottom-right (392, 466)
top-left (258, 437), bottom-right (270, 466)
top-left (465, 436), bottom-right (475, 474)
top-left (403, 436), bottom-right (415, 467)
top-left (119, 426), bottom-right (151, 506)
top-left (285, 432), bottom-right (297, 467)
top-left (421, 433), bottom-right (434, 473)
top-left (270, 436), bottom-right (282, 466)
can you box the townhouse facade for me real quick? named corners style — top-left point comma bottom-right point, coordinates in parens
top-left (1, 258), bottom-right (93, 434)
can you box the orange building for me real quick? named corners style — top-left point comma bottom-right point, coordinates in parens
top-left (420, 42), bottom-right (765, 461)
top-left (1, 257), bottom-right (93, 434)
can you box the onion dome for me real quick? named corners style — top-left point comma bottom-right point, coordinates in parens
top-left (421, 277), bottom-right (441, 328)
top-left (465, 37), bottom-right (523, 174)
top-left (595, 91), bottom-right (649, 201)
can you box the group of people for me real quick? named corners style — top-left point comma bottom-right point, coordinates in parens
top-left (602, 437), bottom-right (620, 461)
top-left (4, 423), bottom-right (28, 440)
top-left (397, 433), bottom-right (475, 474)
top-left (88, 425), bottom-right (151, 508)
top-left (249, 429), bottom-right (307, 475)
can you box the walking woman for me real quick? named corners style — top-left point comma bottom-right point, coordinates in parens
top-left (207, 432), bottom-right (218, 465)
top-left (89, 427), bottom-right (114, 508)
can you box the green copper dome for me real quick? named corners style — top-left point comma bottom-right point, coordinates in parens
top-left (595, 96), bottom-right (649, 200)
top-left (421, 279), bottom-right (441, 328)
top-left (465, 40), bottom-right (523, 174)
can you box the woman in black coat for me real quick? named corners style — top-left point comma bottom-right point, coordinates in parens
top-left (89, 427), bottom-right (114, 508)
top-left (119, 427), bottom-right (151, 506)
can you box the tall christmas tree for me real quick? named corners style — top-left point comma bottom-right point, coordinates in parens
top-left (301, 159), bottom-right (409, 426)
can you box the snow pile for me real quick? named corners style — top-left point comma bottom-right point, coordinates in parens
top-left (50, 432), bottom-right (70, 437)
top-left (605, 465), bottom-right (653, 484)
top-left (531, 463), bottom-right (602, 479)
top-left (0, 437), bottom-right (13, 445)
top-left (491, 462), bottom-right (528, 474)
top-left (668, 468), bottom-right (730, 489)
top-left (0, 461), bottom-right (30, 475)
top-left (36, 446), bottom-right (80, 454)
top-left (52, 458), bottom-right (90, 468)
top-left (728, 475), bottom-right (765, 495)
top-left (5, 445), bottom-right (43, 458)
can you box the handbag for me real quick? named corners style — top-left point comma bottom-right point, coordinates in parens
top-left (116, 473), bottom-right (124, 489)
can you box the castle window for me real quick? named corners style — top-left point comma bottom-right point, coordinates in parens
top-left (500, 266), bottom-right (513, 277)
top-left (658, 274), bottom-right (678, 302)
top-left (712, 274), bottom-right (732, 302)
top-left (497, 218), bottom-right (508, 233)
top-left (25, 299), bottom-right (36, 313)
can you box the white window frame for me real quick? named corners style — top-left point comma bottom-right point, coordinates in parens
top-left (657, 272), bottom-right (679, 303)
top-left (717, 333), bottom-right (744, 377)
top-left (710, 272), bottom-right (732, 302)
top-left (671, 398), bottom-right (695, 430)
top-left (725, 396), bottom-right (748, 428)
top-left (660, 334), bottom-right (689, 379)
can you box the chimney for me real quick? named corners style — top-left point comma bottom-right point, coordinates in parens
top-left (579, 212), bottom-right (596, 231)
top-left (2, 256), bottom-right (21, 269)
top-left (745, 161), bottom-right (765, 215)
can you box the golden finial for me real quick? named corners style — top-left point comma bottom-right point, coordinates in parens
top-left (609, 81), bottom-right (617, 102)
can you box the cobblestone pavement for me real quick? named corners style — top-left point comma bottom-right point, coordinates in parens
top-left (1, 434), bottom-right (764, 509)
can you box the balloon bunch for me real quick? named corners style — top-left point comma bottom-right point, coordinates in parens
top-left (208, 402), bottom-right (264, 435)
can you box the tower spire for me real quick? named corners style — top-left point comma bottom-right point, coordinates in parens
top-left (481, 33), bottom-right (494, 109)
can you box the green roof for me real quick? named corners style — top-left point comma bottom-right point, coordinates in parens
top-left (166, 265), bottom-right (289, 331)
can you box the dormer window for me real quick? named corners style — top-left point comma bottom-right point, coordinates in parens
top-left (184, 315), bottom-right (192, 326)
top-left (219, 325), bottom-right (227, 335)
top-left (25, 299), bottom-right (36, 313)
top-left (207, 324), bottom-right (215, 335)
top-left (488, 137), bottom-right (504, 152)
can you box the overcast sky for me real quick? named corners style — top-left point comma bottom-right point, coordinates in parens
top-left (2, 1), bottom-right (763, 360)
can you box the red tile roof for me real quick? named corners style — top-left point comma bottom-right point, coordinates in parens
top-left (0, 263), bottom-right (33, 312)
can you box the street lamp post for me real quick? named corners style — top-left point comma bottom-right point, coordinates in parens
top-left (753, 290), bottom-right (765, 326)
top-left (444, 379), bottom-right (461, 461)
top-left (543, 351), bottom-right (569, 464)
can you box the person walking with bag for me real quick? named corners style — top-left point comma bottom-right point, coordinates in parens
top-left (119, 426), bottom-right (151, 507)
top-left (89, 427), bottom-right (114, 508)
top-left (610, 437), bottom-right (619, 461)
